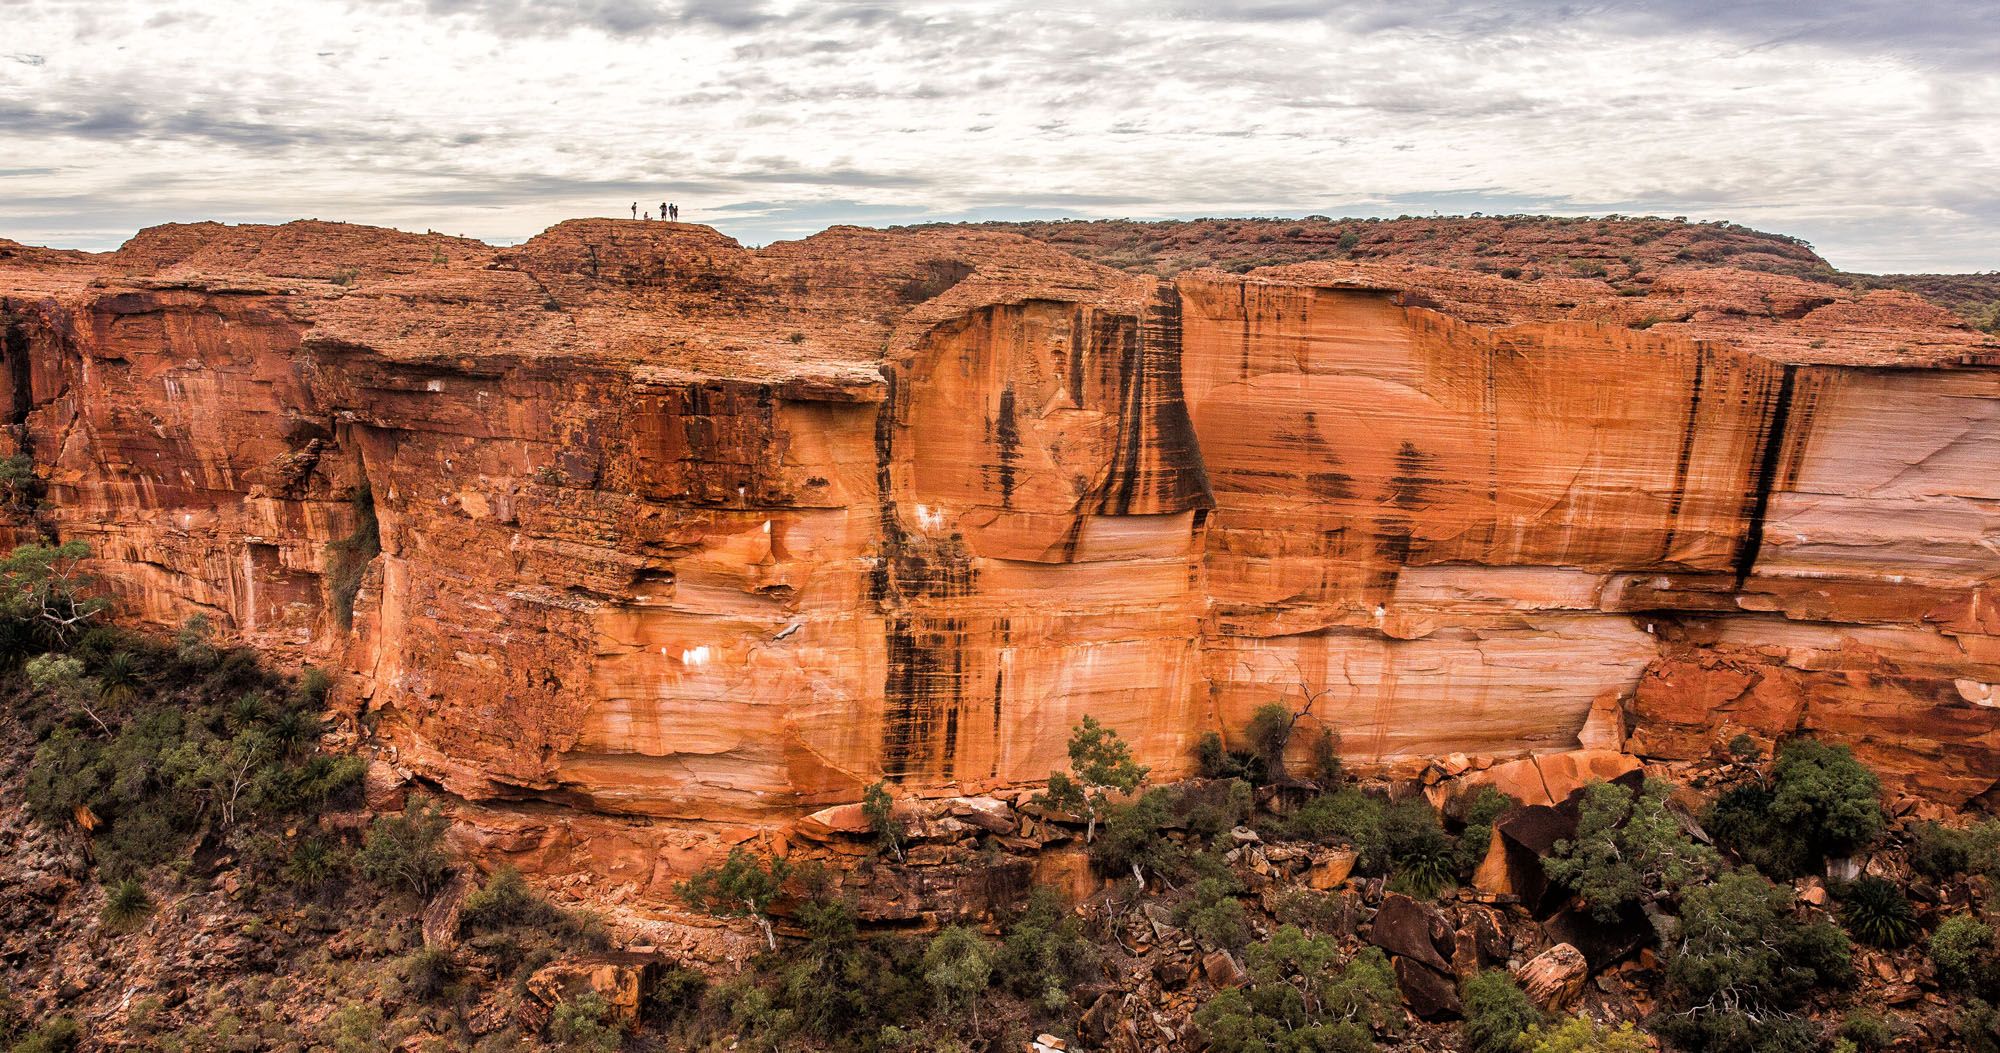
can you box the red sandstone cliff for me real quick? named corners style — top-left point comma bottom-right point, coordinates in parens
top-left (1, 218), bottom-right (1994, 879)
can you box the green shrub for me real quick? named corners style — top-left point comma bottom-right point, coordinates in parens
top-left (1545, 779), bottom-right (1718, 920)
top-left (1279, 787), bottom-right (1381, 846)
top-left (861, 780), bottom-right (903, 861)
top-left (1520, 1016), bottom-right (1650, 1052)
top-left (1377, 798), bottom-right (1457, 897)
top-left (6, 1017), bottom-right (80, 1053)
top-left (1192, 925), bottom-right (1399, 1053)
top-left (1460, 970), bottom-right (1544, 1053)
top-left (325, 484), bottom-right (380, 630)
top-left (1710, 740), bottom-right (1884, 878)
top-left (1090, 787), bottom-right (1187, 884)
top-left (922, 925), bottom-right (995, 1030)
top-left (98, 877), bottom-right (152, 933)
top-left (1955, 1000), bottom-right (2000, 1053)
top-left (643, 966), bottom-right (707, 1027)
top-left (1174, 778), bottom-right (1254, 846)
top-left (356, 798), bottom-right (451, 898)
top-left (1837, 1008), bottom-right (1897, 1051)
top-left (283, 834), bottom-right (348, 892)
top-left (1838, 877), bottom-right (1918, 948)
top-left (548, 993), bottom-right (620, 1052)
top-left (1706, 785), bottom-right (1808, 877)
top-left (460, 866), bottom-right (565, 934)
top-left (1931, 914), bottom-right (1995, 989)
top-left (401, 946), bottom-right (460, 1002)
top-left (1454, 786), bottom-right (1516, 873)
top-left (1658, 871), bottom-right (1850, 1049)
top-left (997, 887), bottom-right (1096, 1012)
top-left (1972, 819), bottom-right (2000, 882)
top-left (1179, 876), bottom-right (1252, 952)
top-left (1911, 821), bottom-right (1972, 878)
top-left (1193, 731), bottom-right (1258, 781)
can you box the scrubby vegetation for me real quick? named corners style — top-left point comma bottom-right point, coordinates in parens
top-left (13, 546), bottom-right (364, 880)
top-left (1707, 738), bottom-right (1885, 878)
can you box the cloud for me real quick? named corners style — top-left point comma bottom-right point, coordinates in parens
top-left (361, 0), bottom-right (777, 36)
top-left (0, 0), bottom-right (1994, 270)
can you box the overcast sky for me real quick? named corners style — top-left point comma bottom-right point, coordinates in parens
top-left (4, 1), bottom-right (1997, 272)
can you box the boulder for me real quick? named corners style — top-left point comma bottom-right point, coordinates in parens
top-left (1515, 943), bottom-right (1588, 1010)
top-left (520, 953), bottom-right (664, 1030)
top-left (1202, 950), bottom-right (1249, 988)
top-left (1394, 957), bottom-right (1463, 1020)
top-left (1468, 750), bottom-right (1641, 808)
top-left (1306, 848), bottom-right (1358, 890)
top-left (1369, 893), bottom-right (1452, 972)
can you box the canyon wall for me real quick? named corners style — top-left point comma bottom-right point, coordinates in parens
top-left (1, 220), bottom-right (1995, 875)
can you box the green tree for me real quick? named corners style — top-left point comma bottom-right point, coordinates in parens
top-left (1765, 740), bottom-right (1883, 856)
top-left (922, 925), bottom-right (995, 1031)
top-left (0, 542), bottom-right (105, 656)
top-left (1036, 715), bottom-right (1147, 843)
top-left (1657, 871), bottom-right (1851, 1050)
top-left (677, 846), bottom-right (790, 950)
top-left (1545, 779), bottom-right (1718, 920)
top-left (861, 780), bottom-right (903, 862)
top-left (1709, 739), bottom-right (1886, 877)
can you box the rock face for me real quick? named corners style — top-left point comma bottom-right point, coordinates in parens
top-left (1, 217), bottom-right (1995, 884)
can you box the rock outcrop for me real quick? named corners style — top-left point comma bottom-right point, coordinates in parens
top-left (1, 217), bottom-right (1995, 892)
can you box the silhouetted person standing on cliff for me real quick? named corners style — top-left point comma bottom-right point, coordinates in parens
top-left (660, 202), bottom-right (668, 221)
top-left (668, 202), bottom-right (679, 221)
top-left (631, 202), bottom-right (638, 219)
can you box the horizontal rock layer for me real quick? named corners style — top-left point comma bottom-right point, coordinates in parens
top-left (1, 219), bottom-right (1995, 851)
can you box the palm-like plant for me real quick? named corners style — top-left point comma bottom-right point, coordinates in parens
top-left (95, 650), bottom-right (139, 706)
top-left (1840, 876), bottom-right (1919, 948)
top-left (100, 878), bottom-right (154, 933)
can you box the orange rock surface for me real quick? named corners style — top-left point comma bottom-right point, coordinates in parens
top-left (1, 217), bottom-right (1995, 882)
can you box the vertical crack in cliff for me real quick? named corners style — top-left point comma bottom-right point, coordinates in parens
top-left (326, 479), bottom-right (381, 630)
top-left (1733, 364), bottom-right (1798, 586)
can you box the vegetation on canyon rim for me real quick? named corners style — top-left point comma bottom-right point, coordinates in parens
top-left (1, 547), bottom-right (1999, 1051)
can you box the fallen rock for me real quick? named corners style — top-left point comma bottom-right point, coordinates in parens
top-left (1306, 848), bottom-right (1358, 890)
top-left (1369, 893), bottom-right (1452, 972)
top-left (521, 952), bottom-right (663, 1030)
top-left (1394, 956), bottom-right (1463, 1020)
top-left (1202, 950), bottom-right (1249, 988)
top-left (1515, 943), bottom-right (1588, 1010)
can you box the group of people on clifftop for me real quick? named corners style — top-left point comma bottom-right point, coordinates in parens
top-left (632, 201), bottom-right (680, 222)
